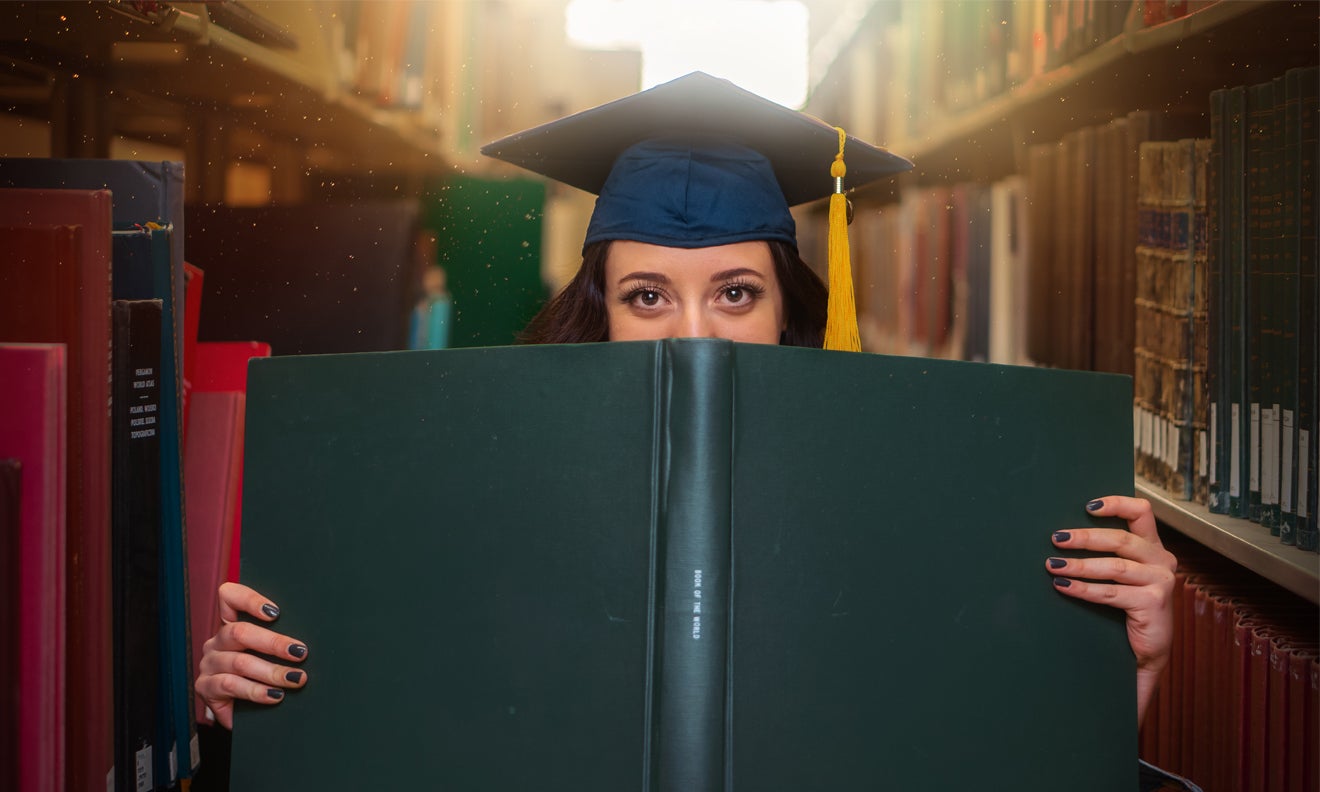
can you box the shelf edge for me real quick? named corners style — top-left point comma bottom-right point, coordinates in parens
top-left (1135, 476), bottom-right (1320, 605)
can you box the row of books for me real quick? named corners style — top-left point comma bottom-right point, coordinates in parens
top-left (1205, 70), bottom-right (1319, 553)
top-left (1133, 139), bottom-right (1211, 506)
top-left (0, 156), bottom-right (438, 789)
top-left (1138, 534), bottom-right (1318, 792)
top-left (0, 180), bottom-right (197, 790)
top-left (880, 0), bottom-right (1216, 145)
top-left (850, 65), bottom-right (1319, 556)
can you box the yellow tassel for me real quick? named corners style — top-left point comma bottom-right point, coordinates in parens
top-left (823, 126), bottom-right (860, 352)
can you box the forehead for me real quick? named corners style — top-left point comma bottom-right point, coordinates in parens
top-left (605, 240), bottom-right (775, 278)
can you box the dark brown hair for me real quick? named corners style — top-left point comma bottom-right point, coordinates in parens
top-left (519, 239), bottom-right (827, 347)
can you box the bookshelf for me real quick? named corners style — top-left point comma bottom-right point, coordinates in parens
top-left (0, 1), bottom-right (460, 199)
top-left (823, 1), bottom-right (1317, 192)
top-left (806, 0), bottom-right (1319, 599)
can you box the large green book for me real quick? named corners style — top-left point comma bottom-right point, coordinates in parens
top-left (231, 340), bottom-right (1136, 790)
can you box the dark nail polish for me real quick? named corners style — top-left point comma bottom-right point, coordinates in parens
top-left (1053, 577), bottom-right (1072, 588)
top-left (1053, 531), bottom-right (1071, 543)
top-left (1086, 499), bottom-right (1104, 512)
top-left (1048, 557), bottom-right (1067, 569)
top-left (261, 603), bottom-right (280, 619)
top-left (288, 643), bottom-right (307, 658)
top-left (267, 688), bottom-right (284, 700)
top-left (285, 670), bottom-right (304, 684)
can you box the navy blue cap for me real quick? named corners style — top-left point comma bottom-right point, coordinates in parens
top-left (480, 72), bottom-right (913, 253)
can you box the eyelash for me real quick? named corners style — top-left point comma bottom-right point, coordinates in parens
top-left (617, 279), bottom-right (766, 307)
top-left (719, 280), bottom-right (766, 303)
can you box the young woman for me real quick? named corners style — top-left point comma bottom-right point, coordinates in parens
top-left (196, 73), bottom-right (1178, 757)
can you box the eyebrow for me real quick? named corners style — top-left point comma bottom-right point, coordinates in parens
top-left (614, 267), bottom-right (769, 286)
top-left (616, 271), bottom-right (670, 285)
top-left (709, 267), bottom-right (767, 282)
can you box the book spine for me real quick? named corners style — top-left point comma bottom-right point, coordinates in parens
top-left (1279, 68), bottom-right (1301, 545)
top-left (1300, 66), bottom-right (1320, 552)
top-left (1246, 80), bottom-right (1274, 524)
top-left (1208, 90), bottom-right (1230, 512)
top-left (111, 299), bottom-right (162, 792)
top-left (652, 340), bottom-right (732, 792)
top-left (1228, 85), bottom-right (1249, 518)
top-left (1193, 138), bottom-right (1212, 504)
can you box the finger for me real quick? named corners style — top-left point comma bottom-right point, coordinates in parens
top-left (198, 648), bottom-right (310, 690)
top-left (1083, 496), bottom-right (1158, 542)
top-left (196, 671), bottom-right (291, 721)
top-left (1052, 528), bottom-right (1177, 571)
top-left (204, 620), bottom-right (309, 663)
top-left (1050, 575), bottom-right (1168, 614)
top-left (218, 581), bottom-right (282, 624)
top-left (1044, 555), bottom-right (1175, 587)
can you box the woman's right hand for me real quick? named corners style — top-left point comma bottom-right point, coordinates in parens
top-left (195, 582), bottom-right (309, 729)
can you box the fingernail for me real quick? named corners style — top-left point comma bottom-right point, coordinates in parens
top-left (1053, 577), bottom-right (1072, 588)
top-left (285, 670), bottom-right (304, 684)
top-left (1048, 557), bottom-right (1067, 569)
top-left (261, 603), bottom-right (280, 619)
top-left (1053, 531), bottom-right (1071, 543)
top-left (1086, 499), bottom-right (1104, 512)
top-left (267, 688), bottom-right (284, 700)
top-left (288, 644), bottom-right (307, 658)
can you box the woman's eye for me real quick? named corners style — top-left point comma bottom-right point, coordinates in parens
top-left (725, 287), bottom-right (746, 303)
top-left (638, 290), bottom-right (660, 307)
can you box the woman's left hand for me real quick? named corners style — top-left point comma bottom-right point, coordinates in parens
top-left (1046, 495), bottom-right (1177, 725)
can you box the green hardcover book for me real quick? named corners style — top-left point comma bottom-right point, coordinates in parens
top-left (1298, 67), bottom-right (1319, 552)
top-left (1208, 89), bottom-right (1230, 514)
top-left (1246, 80), bottom-right (1273, 524)
top-left (230, 341), bottom-right (1136, 790)
top-left (1279, 68), bottom-right (1302, 546)
top-left (1227, 85), bottom-right (1249, 519)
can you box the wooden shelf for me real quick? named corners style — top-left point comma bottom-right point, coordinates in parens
top-left (0, 1), bottom-right (448, 174)
top-left (1136, 476), bottom-right (1320, 605)
top-left (887, 0), bottom-right (1318, 186)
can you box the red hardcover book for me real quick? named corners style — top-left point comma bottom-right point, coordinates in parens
top-left (1209, 590), bottom-right (1237, 788)
top-left (1246, 627), bottom-right (1272, 792)
top-left (1285, 647), bottom-right (1314, 792)
top-left (1177, 573), bottom-right (1198, 775)
top-left (0, 343), bottom-right (67, 792)
top-left (0, 198), bottom-right (113, 792)
top-left (183, 390), bottom-right (246, 723)
top-left (194, 341), bottom-right (270, 583)
top-left (193, 341), bottom-right (271, 393)
top-left (1308, 656), bottom-right (1318, 792)
top-left (1266, 635), bottom-right (1291, 791)
top-left (0, 458), bottom-right (18, 792)
top-left (1190, 585), bottom-right (1215, 784)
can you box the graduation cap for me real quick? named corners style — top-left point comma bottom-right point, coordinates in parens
top-left (480, 71), bottom-right (913, 352)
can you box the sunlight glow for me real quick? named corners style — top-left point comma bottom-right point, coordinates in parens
top-left (565, 0), bottom-right (809, 109)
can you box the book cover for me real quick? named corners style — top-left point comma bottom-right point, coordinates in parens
top-left (110, 299), bottom-right (162, 792)
top-left (193, 341), bottom-right (271, 584)
top-left (229, 341), bottom-right (1135, 790)
top-left (0, 198), bottom-right (113, 792)
top-left (0, 343), bottom-right (67, 792)
top-left (183, 390), bottom-right (246, 724)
